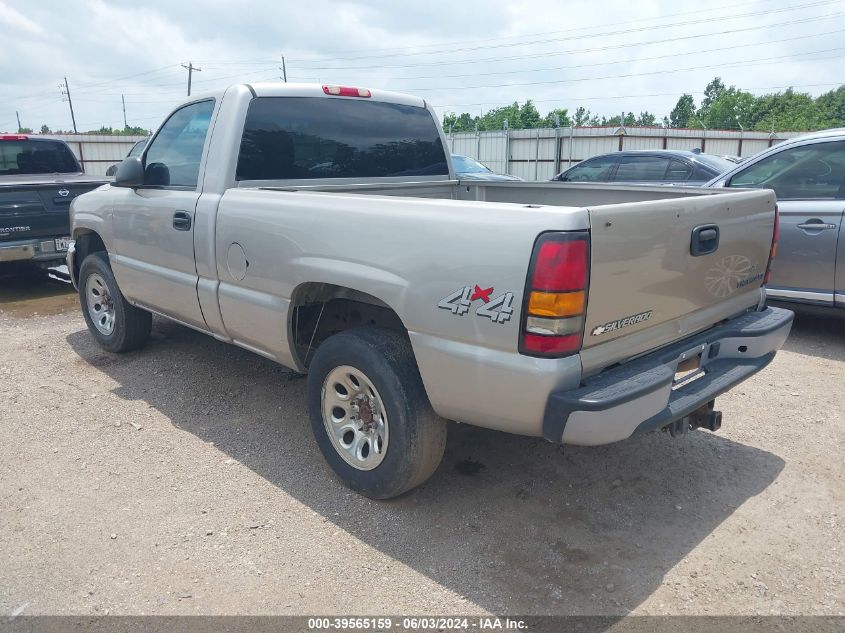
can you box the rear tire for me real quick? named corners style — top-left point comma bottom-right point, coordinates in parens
top-left (307, 327), bottom-right (447, 499)
top-left (78, 252), bottom-right (151, 353)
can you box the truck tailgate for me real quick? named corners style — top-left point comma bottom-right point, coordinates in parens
top-left (582, 189), bottom-right (776, 363)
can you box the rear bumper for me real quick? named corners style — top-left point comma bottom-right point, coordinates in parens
top-left (543, 306), bottom-right (794, 445)
top-left (0, 236), bottom-right (70, 264)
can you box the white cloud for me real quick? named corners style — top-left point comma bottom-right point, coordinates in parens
top-left (0, 0), bottom-right (44, 36)
top-left (0, 0), bottom-right (842, 132)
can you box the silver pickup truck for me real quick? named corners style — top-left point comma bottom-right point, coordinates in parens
top-left (67, 83), bottom-right (793, 498)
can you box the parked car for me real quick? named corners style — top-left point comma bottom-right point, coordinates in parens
top-left (105, 138), bottom-right (149, 177)
top-left (706, 128), bottom-right (845, 308)
top-left (67, 83), bottom-right (791, 498)
top-left (552, 150), bottom-right (736, 186)
top-left (451, 153), bottom-right (521, 181)
top-left (0, 135), bottom-right (107, 267)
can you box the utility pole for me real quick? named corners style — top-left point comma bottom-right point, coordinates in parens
top-left (181, 62), bottom-right (201, 96)
top-left (281, 56), bottom-right (287, 82)
top-left (60, 77), bottom-right (78, 133)
top-left (15, 111), bottom-right (22, 132)
top-left (121, 94), bottom-right (128, 128)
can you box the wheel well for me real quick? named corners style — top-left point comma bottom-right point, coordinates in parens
top-left (290, 283), bottom-right (408, 369)
top-left (72, 230), bottom-right (106, 279)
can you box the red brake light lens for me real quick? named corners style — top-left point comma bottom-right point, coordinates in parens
top-left (532, 238), bottom-right (587, 291)
top-left (0, 135), bottom-right (28, 140)
top-left (520, 232), bottom-right (590, 357)
top-left (322, 85), bottom-right (372, 98)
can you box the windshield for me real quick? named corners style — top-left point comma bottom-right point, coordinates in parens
top-left (451, 154), bottom-right (492, 174)
top-left (0, 139), bottom-right (80, 175)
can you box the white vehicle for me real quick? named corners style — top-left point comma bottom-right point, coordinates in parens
top-left (67, 83), bottom-right (792, 498)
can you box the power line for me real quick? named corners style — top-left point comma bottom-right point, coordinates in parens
top-left (390, 47), bottom-right (845, 93)
top-left (394, 28), bottom-right (845, 82)
top-left (287, 11), bottom-right (845, 72)
top-left (285, 0), bottom-right (843, 63)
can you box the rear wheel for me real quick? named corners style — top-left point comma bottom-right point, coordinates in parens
top-left (78, 252), bottom-right (151, 353)
top-left (307, 327), bottom-right (447, 499)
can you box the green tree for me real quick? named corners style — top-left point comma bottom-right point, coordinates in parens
top-left (669, 94), bottom-right (696, 128)
top-left (17, 126), bottom-right (33, 134)
top-left (700, 77), bottom-right (726, 114)
top-left (814, 85), bottom-right (845, 127)
top-left (750, 88), bottom-right (838, 131)
top-left (573, 106), bottom-right (591, 126)
top-left (636, 111), bottom-right (657, 126)
top-left (701, 87), bottom-right (756, 129)
top-left (40, 124), bottom-right (51, 134)
top-left (540, 108), bottom-right (571, 127)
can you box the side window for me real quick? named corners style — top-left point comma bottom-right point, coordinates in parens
top-left (144, 100), bottom-right (215, 188)
top-left (728, 140), bottom-right (845, 200)
top-left (614, 155), bottom-right (672, 182)
top-left (666, 159), bottom-right (693, 182)
top-left (561, 156), bottom-right (616, 182)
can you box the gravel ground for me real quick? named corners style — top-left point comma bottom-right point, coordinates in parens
top-left (0, 268), bottom-right (842, 616)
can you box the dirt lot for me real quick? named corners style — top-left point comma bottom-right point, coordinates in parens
top-left (0, 266), bottom-right (843, 617)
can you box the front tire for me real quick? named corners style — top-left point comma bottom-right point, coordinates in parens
top-left (78, 252), bottom-right (151, 353)
top-left (307, 327), bottom-right (447, 499)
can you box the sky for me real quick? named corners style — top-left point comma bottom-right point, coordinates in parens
top-left (0, 0), bottom-right (843, 133)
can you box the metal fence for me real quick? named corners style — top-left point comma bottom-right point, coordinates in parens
top-left (447, 126), bottom-right (806, 180)
top-left (40, 126), bottom-right (808, 180)
top-left (43, 134), bottom-right (148, 176)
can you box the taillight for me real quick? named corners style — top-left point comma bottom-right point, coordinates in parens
top-left (322, 85), bottom-right (372, 98)
top-left (763, 206), bottom-right (779, 285)
top-left (0, 134), bottom-right (28, 140)
top-left (520, 231), bottom-right (589, 357)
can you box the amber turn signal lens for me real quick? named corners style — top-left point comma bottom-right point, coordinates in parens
top-left (528, 290), bottom-right (585, 318)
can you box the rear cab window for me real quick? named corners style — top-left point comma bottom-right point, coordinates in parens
top-left (0, 139), bottom-right (80, 175)
top-left (236, 97), bottom-right (449, 181)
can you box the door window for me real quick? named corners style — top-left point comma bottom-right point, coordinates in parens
top-left (614, 155), bottom-right (672, 182)
top-left (144, 100), bottom-right (215, 188)
top-left (665, 159), bottom-right (693, 182)
top-left (560, 156), bottom-right (616, 182)
top-left (728, 140), bottom-right (845, 200)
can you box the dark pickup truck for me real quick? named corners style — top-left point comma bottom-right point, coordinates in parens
top-left (0, 135), bottom-right (107, 267)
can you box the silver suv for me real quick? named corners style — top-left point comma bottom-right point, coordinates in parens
top-left (707, 129), bottom-right (845, 309)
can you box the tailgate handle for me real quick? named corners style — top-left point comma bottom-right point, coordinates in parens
top-left (690, 224), bottom-right (720, 256)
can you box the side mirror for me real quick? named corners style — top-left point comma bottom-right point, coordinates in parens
top-left (113, 156), bottom-right (144, 188)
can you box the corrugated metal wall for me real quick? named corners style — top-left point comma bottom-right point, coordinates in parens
top-left (37, 126), bottom-right (806, 180)
top-left (43, 134), bottom-right (147, 176)
top-left (447, 127), bottom-right (806, 180)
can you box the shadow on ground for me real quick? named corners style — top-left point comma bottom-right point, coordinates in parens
top-left (773, 301), bottom-right (845, 362)
top-left (0, 262), bottom-right (75, 317)
top-left (67, 318), bottom-right (786, 615)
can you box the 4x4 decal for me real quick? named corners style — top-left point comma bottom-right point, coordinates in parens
top-left (438, 284), bottom-right (514, 324)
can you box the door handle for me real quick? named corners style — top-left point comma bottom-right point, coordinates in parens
top-left (172, 211), bottom-right (192, 231)
top-left (690, 223), bottom-right (720, 256)
top-left (797, 220), bottom-right (837, 231)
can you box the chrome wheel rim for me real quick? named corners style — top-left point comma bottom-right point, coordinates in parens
top-left (85, 272), bottom-right (115, 335)
top-left (321, 365), bottom-right (389, 471)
